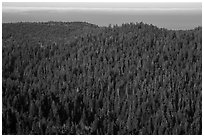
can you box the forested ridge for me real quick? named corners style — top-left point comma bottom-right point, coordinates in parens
top-left (2, 22), bottom-right (202, 134)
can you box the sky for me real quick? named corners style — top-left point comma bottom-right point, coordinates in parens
top-left (2, 2), bottom-right (202, 30)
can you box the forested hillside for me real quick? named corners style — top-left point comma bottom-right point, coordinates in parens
top-left (2, 22), bottom-right (202, 135)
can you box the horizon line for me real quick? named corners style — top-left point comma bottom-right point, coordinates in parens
top-left (3, 7), bottom-right (202, 13)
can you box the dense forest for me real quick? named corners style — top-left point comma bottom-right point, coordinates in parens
top-left (2, 22), bottom-right (202, 135)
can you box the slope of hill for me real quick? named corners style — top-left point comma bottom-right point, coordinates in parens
top-left (2, 21), bottom-right (99, 47)
top-left (2, 22), bottom-right (202, 135)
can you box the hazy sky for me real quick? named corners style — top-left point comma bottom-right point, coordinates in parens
top-left (2, 2), bottom-right (202, 30)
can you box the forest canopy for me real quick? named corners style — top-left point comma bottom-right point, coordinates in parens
top-left (2, 22), bottom-right (202, 135)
